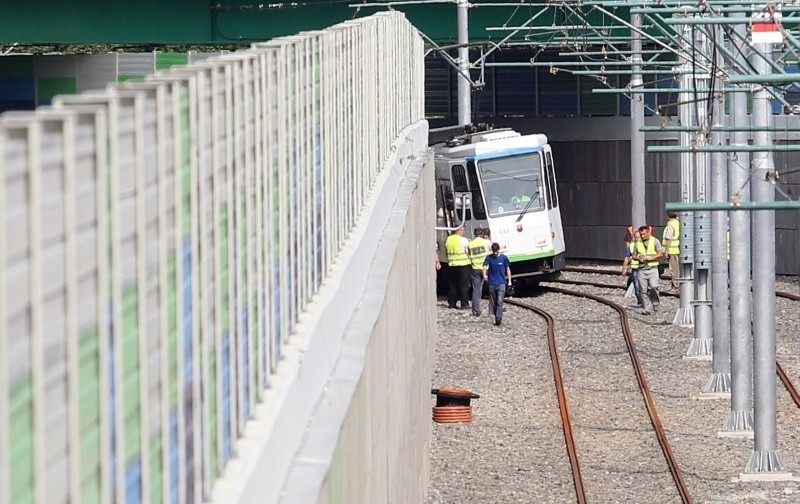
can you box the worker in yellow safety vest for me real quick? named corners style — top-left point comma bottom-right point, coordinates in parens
top-left (633, 225), bottom-right (664, 315)
top-left (621, 230), bottom-right (644, 308)
top-left (662, 212), bottom-right (680, 291)
top-left (468, 227), bottom-right (491, 317)
top-left (445, 226), bottom-right (471, 310)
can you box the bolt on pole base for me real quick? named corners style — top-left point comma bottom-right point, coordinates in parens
top-left (719, 410), bottom-right (754, 439)
top-left (698, 372), bottom-right (731, 399)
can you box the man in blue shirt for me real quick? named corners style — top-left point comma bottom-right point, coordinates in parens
top-left (482, 243), bottom-right (512, 326)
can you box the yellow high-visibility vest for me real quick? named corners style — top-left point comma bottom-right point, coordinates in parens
top-left (446, 234), bottom-right (470, 266)
top-left (629, 242), bottom-right (641, 270)
top-left (635, 237), bottom-right (660, 267)
top-left (662, 219), bottom-right (680, 255)
top-left (468, 237), bottom-right (489, 270)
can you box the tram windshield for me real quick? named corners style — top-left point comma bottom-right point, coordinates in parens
top-left (478, 153), bottom-right (546, 217)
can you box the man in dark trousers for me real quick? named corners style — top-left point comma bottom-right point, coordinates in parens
top-left (445, 226), bottom-right (471, 309)
top-left (482, 242), bottom-right (511, 326)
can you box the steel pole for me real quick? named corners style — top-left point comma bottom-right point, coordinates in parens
top-left (744, 37), bottom-right (787, 477)
top-left (687, 22), bottom-right (712, 357)
top-left (630, 12), bottom-right (646, 230)
top-left (722, 15), bottom-right (753, 436)
top-left (457, 0), bottom-right (471, 126)
top-left (674, 20), bottom-right (694, 327)
top-left (703, 25), bottom-right (731, 394)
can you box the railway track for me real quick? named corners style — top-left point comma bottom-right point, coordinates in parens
top-left (507, 286), bottom-right (693, 504)
top-left (503, 298), bottom-right (587, 504)
top-left (558, 266), bottom-right (800, 409)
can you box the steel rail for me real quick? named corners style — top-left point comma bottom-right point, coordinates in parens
top-left (505, 298), bottom-right (587, 504)
top-left (540, 284), bottom-right (694, 504)
top-left (561, 266), bottom-right (800, 409)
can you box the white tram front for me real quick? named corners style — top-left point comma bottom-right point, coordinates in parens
top-left (433, 126), bottom-right (566, 289)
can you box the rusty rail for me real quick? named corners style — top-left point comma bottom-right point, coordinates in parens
top-left (505, 298), bottom-right (587, 504)
top-left (560, 266), bottom-right (800, 409)
top-left (540, 285), bottom-right (694, 504)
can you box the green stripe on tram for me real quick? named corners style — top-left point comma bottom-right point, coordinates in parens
top-left (507, 250), bottom-right (556, 262)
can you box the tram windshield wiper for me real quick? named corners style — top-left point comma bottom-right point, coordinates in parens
top-left (515, 190), bottom-right (539, 223)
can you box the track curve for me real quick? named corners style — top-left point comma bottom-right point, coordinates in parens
top-left (559, 265), bottom-right (800, 409)
top-left (504, 298), bottom-right (587, 504)
top-left (538, 284), bottom-right (694, 504)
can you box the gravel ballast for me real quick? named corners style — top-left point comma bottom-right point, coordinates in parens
top-left (427, 266), bottom-right (800, 503)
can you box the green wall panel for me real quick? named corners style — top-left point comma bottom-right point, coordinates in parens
top-left (118, 75), bottom-right (146, 83)
top-left (37, 77), bottom-right (77, 104)
top-left (156, 53), bottom-right (188, 71)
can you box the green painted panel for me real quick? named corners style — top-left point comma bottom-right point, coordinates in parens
top-left (79, 382), bottom-right (101, 431)
top-left (9, 402), bottom-right (33, 440)
top-left (10, 487), bottom-right (34, 504)
top-left (150, 436), bottom-right (163, 504)
top-left (250, 294), bottom-right (258, 406)
top-left (180, 88), bottom-right (192, 236)
top-left (122, 334), bottom-right (140, 372)
top-left (37, 77), bottom-right (77, 104)
top-left (81, 473), bottom-right (102, 504)
top-left (80, 428), bottom-right (102, 478)
top-left (156, 53), bottom-right (188, 71)
top-left (123, 372), bottom-right (140, 417)
top-left (9, 435), bottom-right (33, 497)
top-left (79, 355), bottom-right (100, 384)
top-left (118, 74), bottom-right (146, 83)
top-left (9, 375), bottom-right (32, 414)
top-left (167, 256), bottom-right (179, 407)
top-left (124, 412), bottom-right (141, 460)
top-left (208, 353), bottom-right (218, 479)
top-left (219, 204), bottom-right (229, 330)
top-left (122, 284), bottom-right (140, 396)
top-left (0, 55), bottom-right (34, 77)
top-left (79, 328), bottom-right (100, 359)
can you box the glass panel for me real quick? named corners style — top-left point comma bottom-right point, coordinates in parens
top-left (479, 153), bottom-right (545, 217)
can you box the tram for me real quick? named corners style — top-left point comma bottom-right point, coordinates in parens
top-left (432, 125), bottom-right (566, 290)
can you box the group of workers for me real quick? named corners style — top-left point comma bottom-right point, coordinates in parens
top-left (442, 226), bottom-right (511, 326)
top-left (620, 212), bottom-right (680, 315)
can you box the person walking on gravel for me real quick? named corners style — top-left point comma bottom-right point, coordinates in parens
top-left (468, 227), bottom-right (490, 317)
top-left (632, 225), bottom-right (664, 315)
top-left (662, 212), bottom-right (680, 291)
top-left (483, 242), bottom-right (511, 326)
top-left (622, 230), bottom-right (644, 308)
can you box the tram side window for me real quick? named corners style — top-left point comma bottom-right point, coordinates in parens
top-left (451, 164), bottom-right (471, 220)
top-left (466, 161), bottom-right (487, 220)
top-left (541, 153), bottom-right (553, 210)
top-left (546, 152), bottom-right (558, 208)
